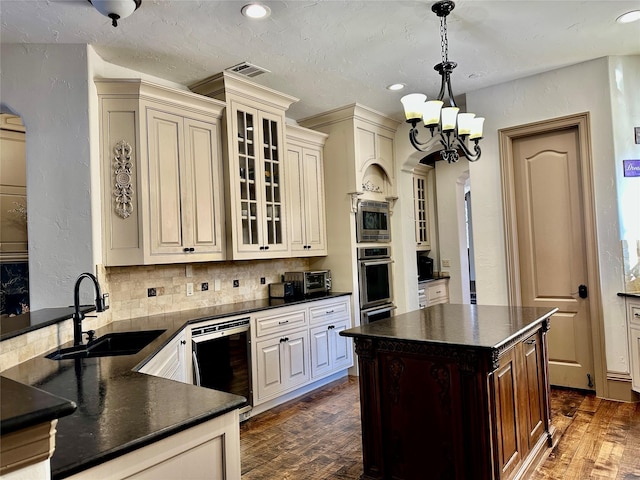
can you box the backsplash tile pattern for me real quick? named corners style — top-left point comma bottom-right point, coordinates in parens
top-left (0, 259), bottom-right (309, 371)
top-left (105, 258), bottom-right (310, 321)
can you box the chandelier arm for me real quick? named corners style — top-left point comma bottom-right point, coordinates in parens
top-left (409, 126), bottom-right (441, 152)
top-left (445, 75), bottom-right (457, 107)
top-left (454, 136), bottom-right (482, 162)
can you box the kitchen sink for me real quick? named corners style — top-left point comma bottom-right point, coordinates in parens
top-left (46, 329), bottom-right (165, 360)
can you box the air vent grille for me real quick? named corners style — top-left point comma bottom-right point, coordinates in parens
top-left (226, 62), bottom-right (270, 78)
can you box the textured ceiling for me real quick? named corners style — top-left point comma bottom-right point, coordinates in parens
top-left (1, 0), bottom-right (639, 121)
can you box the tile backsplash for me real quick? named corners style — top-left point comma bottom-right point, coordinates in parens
top-left (104, 258), bottom-right (310, 321)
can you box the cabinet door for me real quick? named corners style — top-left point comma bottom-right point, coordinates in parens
top-left (182, 118), bottom-right (223, 256)
top-left (329, 322), bottom-right (352, 371)
top-left (522, 332), bottom-right (545, 450)
top-left (493, 347), bottom-right (524, 480)
top-left (139, 330), bottom-right (188, 383)
top-left (630, 326), bottom-right (640, 393)
top-left (146, 109), bottom-right (186, 256)
top-left (259, 110), bottom-right (288, 255)
top-left (301, 147), bottom-right (326, 254)
top-left (310, 325), bottom-right (332, 378)
top-left (413, 171), bottom-right (430, 250)
top-left (255, 336), bottom-right (285, 402)
top-left (282, 330), bottom-right (310, 389)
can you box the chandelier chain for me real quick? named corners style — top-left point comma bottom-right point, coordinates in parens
top-left (440, 15), bottom-right (448, 64)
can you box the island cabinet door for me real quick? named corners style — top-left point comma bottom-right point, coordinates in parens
top-left (492, 347), bottom-right (525, 480)
top-left (521, 331), bottom-right (546, 450)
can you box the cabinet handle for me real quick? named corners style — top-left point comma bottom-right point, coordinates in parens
top-left (280, 337), bottom-right (287, 343)
top-left (183, 247), bottom-right (190, 252)
top-left (525, 339), bottom-right (536, 345)
top-left (180, 340), bottom-right (186, 345)
top-left (183, 247), bottom-right (195, 253)
top-left (265, 246), bottom-right (269, 250)
top-left (259, 246), bottom-right (265, 251)
top-left (635, 313), bottom-right (640, 318)
top-left (278, 320), bottom-right (289, 325)
top-left (328, 325), bottom-right (335, 330)
top-left (326, 310), bottom-right (334, 314)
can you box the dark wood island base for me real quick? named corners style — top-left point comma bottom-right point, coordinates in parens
top-left (341, 304), bottom-right (558, 480)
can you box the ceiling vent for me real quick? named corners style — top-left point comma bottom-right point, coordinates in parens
top-left (226, 62), bottom-right (270, 78)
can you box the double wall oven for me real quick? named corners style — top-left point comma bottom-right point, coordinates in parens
top-left (358, 246), bottom-right (396, 324)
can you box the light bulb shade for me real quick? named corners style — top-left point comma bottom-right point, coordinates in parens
top-left (457, 113), bottom-right (476, 136)
top-left (469, 117), bottom-right (485, 140)
top-left (422, 100), bottom-right (443, 126)
top-left (441, 107), bottom-right (459, 131)
top-left (90, 0), bottom-right (140, 23)
top-left (401, 94), bottom-right (427, 121)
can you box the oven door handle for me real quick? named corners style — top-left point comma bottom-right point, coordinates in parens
top-left (191, 325), bottom-right (249, 343)
top-left (364, 305), bottom-right (397, 316)
top-left (192, 349), bottom-right (201, 387)
top-left (361, 259), bottom-right (394, 267)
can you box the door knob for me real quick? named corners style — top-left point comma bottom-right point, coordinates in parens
top-left (578, 285), bottom-right (588, 299)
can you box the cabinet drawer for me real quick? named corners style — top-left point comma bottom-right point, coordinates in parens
top-left (309, 298), bottom-right (350, 325)
top-left (255, 309), bottom-right (307, 337)
top-left (427, 281), bottom-right (448, 303)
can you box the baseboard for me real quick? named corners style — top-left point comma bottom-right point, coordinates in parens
top-left (605, 375), bottom-right (639, 402)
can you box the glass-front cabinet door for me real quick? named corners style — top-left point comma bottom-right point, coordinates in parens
top-left (230, 101), bottom-right (288, 258)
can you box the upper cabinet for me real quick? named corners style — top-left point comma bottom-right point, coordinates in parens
top-left (299, 104), bottom-right (400, 199)
top-left (190, 72), bottom-right (299, 260)
top-left (96, 79), bottom-right (226, 266)
top-left (413, 164), bottom-right (433, 251)
top-left (285, 125), bottom-right (328, 257)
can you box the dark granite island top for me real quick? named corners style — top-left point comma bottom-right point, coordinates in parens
top-left (1, 292), bottom-right (351, 479)
top-left (340, 303), bottom-right (558, 480)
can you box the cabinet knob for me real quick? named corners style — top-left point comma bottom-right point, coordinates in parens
top-left (183, 247), bottom-right (190, 252)
top-left (525, 339), bottom-right (536, 345)
top-left (265, 245), bottom-right (269, 250)
top-left (180, 340), bottom-right (186, 345)
top-left (328, 325), bottom-right (335, 330)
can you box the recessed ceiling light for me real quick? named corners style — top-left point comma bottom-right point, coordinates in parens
top-left (241, 3), bottom-right (271, 19)
top-left (616, 10), bottom-right (640, 24)
top-left (387, 83), bottom-right (406, 91)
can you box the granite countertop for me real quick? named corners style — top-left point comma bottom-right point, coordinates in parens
top-left (0, 292), bottom-right (350, 479)
top-left (340, 303), bottom-right (558, 351)
top-left (1, 306), bottom-right (96, 341)
top-left (1, 376), bottom-right (77, 434)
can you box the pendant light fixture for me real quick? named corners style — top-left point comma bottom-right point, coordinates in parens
top-left (400, 1), bottom-right (484, 163)
top-left (88, 0), bottom-right (141, 27)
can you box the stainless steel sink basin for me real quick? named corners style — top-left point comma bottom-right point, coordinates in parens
top-left (46, 330), bottom-right (165, 360)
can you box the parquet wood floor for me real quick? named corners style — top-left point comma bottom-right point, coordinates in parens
top-left (240, 376), bottom-right (640, 479)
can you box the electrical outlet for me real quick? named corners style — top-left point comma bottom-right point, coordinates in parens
top-left (260, 277), bottom-right (266, 285)
top-left (185, 265), bottom-right (193, 278)
top-left (186, 283), bottom-right (194, 296)
top-left (147, 288), bottom-right (156, 297)
top-left (442, 259), bottom-right (451, 268)
top-left (201, 282), bottom-right (209, 291)
top-left (214, 279), bottom-right (221, 291)
top-left (233, 279), bottom-right (240, 288)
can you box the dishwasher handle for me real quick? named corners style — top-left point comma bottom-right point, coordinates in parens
top-left (192, 349), bottom-right (201, 387)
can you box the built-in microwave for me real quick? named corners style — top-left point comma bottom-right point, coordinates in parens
top-left (356, 200), bottom-right (391, 243)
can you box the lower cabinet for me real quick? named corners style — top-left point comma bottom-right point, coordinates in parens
top-left (626, 299), bottom-right (640, 393)
top-left (65, 409), bottom-right (241, 480)
top-left (138, 330), bottom-right (189, 383)
top-left (254, 327), bottom-right (310, 403)
top-left (252, 296), bottom-right (353, 407)
top-left (418, 278), bottom-right (449, 308)
top-left (493, 330), bottom-right (547, 480)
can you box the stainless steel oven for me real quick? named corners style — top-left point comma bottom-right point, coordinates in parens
top-left (358, 246), bottom-right (393, 310)
top-left (191, 317), bottom-right (252, 417)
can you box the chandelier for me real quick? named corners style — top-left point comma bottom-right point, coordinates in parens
top-left (88, 0), bottom-right (141, 27)
top-left (400, 1), bottom-right (484, 163)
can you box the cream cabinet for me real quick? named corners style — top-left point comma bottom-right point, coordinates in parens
top-left (96, 79), bottom-right (226, 266)
top-left (626, 298), bottom-right (640, 393)
top-left (138, 329), bottom-right (190, 383)
top-left (190, 71), bottom-right (298, 260)
top-left (250, 296), bottom-right (353, 407)
top-left (286, 125), bottom-right (328, 256)
top-left (413, 165), bottom-right (432, 251)
top-left (309, 299), bottom-right (352, 378)
top-left (418, 278), bottom-right (449, 308)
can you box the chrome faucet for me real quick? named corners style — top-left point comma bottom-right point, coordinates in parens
top-left (73, 273), bottom-right (109, 346)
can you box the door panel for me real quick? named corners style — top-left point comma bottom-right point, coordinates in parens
top-left (512, 127), bottom-right (594, 389)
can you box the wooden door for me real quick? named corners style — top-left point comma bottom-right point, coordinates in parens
top-left (511, 127), bottom-right (595, 390)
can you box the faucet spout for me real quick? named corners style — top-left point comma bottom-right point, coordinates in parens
top-left (73, 273), bottom-right (108, 346)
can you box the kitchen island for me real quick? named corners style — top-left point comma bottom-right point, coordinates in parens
top-left (340, 303), bottom-right (557, 480)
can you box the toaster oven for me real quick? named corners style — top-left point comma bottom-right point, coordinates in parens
top-left (283, 270), bottom-right (332, 296)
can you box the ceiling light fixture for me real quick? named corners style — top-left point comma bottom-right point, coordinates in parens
top-left (616, 10), bottom-right (640, 24)
top-left (400, 1), bottom-right (484, 163)
top-left (88, 0), bottom-right (141, 27)
top-left (241, 3), bottom-right (271, 19)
